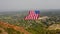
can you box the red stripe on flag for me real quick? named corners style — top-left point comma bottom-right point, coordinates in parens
top-left (25, 10), bottom-right (39, 20)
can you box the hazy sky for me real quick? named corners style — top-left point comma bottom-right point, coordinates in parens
top-left (0, 0), bottom-right (60, 11)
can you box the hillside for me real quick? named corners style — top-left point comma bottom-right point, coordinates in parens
top-left (0, 9), bottom-right (60, 34)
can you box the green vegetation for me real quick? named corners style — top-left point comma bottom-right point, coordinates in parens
top-left (5, 28), bottom-right (21, 34)
top-left (0, 11), bottom-right (60, 34)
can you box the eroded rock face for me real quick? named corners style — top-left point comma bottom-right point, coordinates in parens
top-left (0, 27), bottom-right (8, 34)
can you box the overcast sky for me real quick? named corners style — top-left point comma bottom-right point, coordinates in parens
top-left (0, 0), bottom-right (60, 11)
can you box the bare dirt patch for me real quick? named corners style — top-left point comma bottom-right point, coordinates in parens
top-left (0, 21), bottom-right (31, 34)
top-left (47, 24), bottom-right (60, 30)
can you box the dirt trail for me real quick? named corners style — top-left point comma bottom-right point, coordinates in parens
top-left (0, 21), bottom-right (31, 34)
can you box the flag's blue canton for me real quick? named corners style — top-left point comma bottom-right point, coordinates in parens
top-left (35, 10), bottom-right (40, 14)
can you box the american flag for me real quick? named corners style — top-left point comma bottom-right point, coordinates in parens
top-left (24, 10), bottom-right (40, 20)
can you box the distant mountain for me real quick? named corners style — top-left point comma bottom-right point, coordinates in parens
top-left (0, 9), bottom-right (60, 16)
top-left (40, 9), bottom-right (60, 16)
